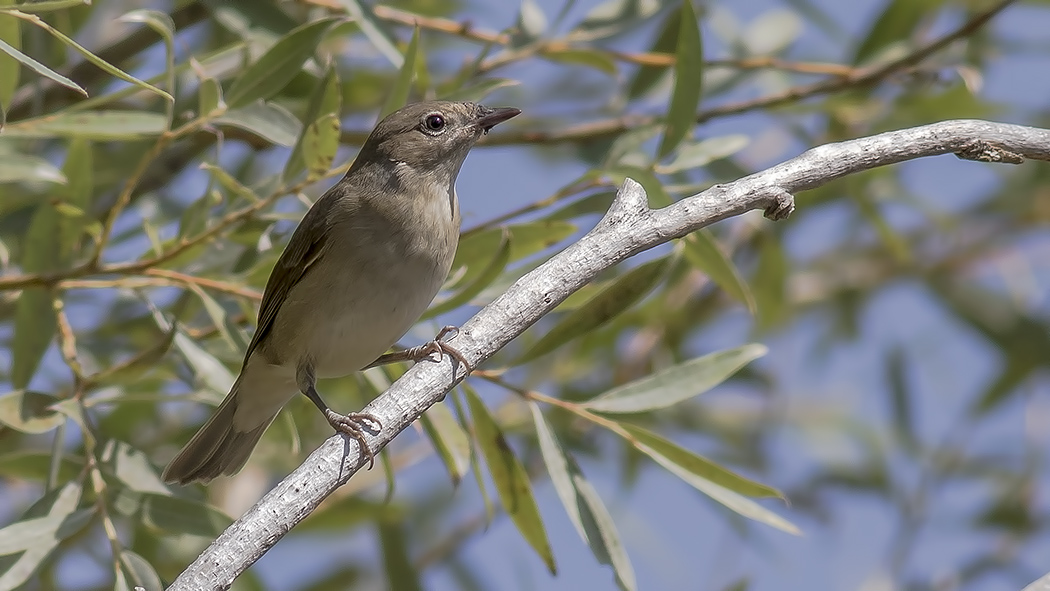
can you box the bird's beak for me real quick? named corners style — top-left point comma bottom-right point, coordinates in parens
top-left (476, 106), bottom-right (521, 134)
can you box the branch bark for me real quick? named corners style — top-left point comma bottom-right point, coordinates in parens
top-left (167, 120), bottom-right (1050, 590)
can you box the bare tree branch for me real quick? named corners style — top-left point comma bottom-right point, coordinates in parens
top-left (167, 120), bottom-right (1050, 591)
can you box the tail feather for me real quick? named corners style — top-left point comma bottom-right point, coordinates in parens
top-left (162, 389), bottom-right (277, 485)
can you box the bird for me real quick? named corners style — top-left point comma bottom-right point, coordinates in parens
top-left (162, 100), bottom-right (521, 484)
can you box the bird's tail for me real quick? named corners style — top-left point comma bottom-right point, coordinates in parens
top-left (162, 384), bottom-right (277, 485)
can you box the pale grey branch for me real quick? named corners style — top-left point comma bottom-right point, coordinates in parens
top-left (167, 119), bottom-right (1050, 591)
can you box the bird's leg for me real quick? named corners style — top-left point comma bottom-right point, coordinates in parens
top-left (365, 325), bottom-right (472, 372)
top-left (296, 362), bottom-right (382, 469)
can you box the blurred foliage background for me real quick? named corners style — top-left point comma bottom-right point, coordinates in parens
top-left (0, 0), bottom-right (1048, 590)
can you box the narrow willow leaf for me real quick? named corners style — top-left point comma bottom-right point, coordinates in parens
top-left (10, 10), bottom-right (171, 101)
top-left (0, 482), bottom-right (90, 590)
top-left (142, 494), bottom-right (232, 538)
top-left (302, 113), bottom-right (341, 181)
top-left (683, 230), bottom-right (756, 314)
top-left (0, 390), bottom-right (63, 434)
top-left (120, 551), bottom-right (162, 591)
top-left (753, 232), bottom-right (788, 330)
top-left (338, 0), bottom-right (403, 68)
top-left (216, 100), bottom-right (302, 146)
top-left (575, 0), bottom-right (661, 41)
top-left (108, 441), bottom-right (170, 495)
top-left (511, 0), bottom-right (547, 46)
top-left (426, 229), bottom-right (510, 318)
top-left (853, 0), bottom-right (934, 65)
top-left (0, 153), bottom-right (65, 183)
top-left (0, 0), bottom-right (89, 12)
top-left (379, 27), bottom-right (419, 118)
top-left (12, 200), bottom-right (62, 388)
top-left (3, 111), bottom-right (167, 139)
top-left (57, 139), bottom-right (92, 259)
top-left (518, 256), bottom-right (669, 363)
top-left (657, 0), bottom-right (702, 158)
top-left (225, 17), bottom-right (336, 108)
top-left (200, 163), bottom-right (261, 202)
top-left (146, 302), bottom-right (233, 398)
top-left (585, 344), bottom-right (767, 413)
top-left (622, 424), bottom-right (781, 499)
top-left (454, 388), bottom-right (494, 525)
top-left (530, 404), bottom-right (636, 591)
top-left (454, 221), bottom-right (576, 287)
top-left (626, 7), bottom-right (678, 99)
top-left (284, 66), bottom-right (340, 182)
top-left (542, 48), bottom-right (617, 75)
top-left (119, 9), bottom-right (175, 123)
top-left (0, 0), bottom-right (22, 108)
top-left (656, 135), bottom-right (750, 174)
top-left (0, 37), bottom-right (83, 97)
top-left (420, 402), bottom-right (471, 485)
top-left (439, 78), bottom-right (520, 102)
top-left (640, 441), bottom-right (800, 534)
top-left (378, 520), bottom-right (423, 591)
top-left (465, 388), bottom-right (556, 573)
top-left (197, 77), bottom-right (225, 117)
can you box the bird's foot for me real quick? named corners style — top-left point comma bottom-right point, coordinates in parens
top-left (325, 409), bottom-right (382, 469)
top-left (366, 325), bottom-right (473, 373)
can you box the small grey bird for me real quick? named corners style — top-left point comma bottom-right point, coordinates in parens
top-left (163, 101), bottom-right (521, 485)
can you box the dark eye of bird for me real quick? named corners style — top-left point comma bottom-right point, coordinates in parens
top-left (424, 114), bottom-right (445, 132)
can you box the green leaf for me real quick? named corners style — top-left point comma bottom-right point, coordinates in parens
top-left (657, 0), bottom-right (703, 158)
top-left (511, 0), bottom-right (548, 46)
top-left (518, 256), bottom-right (669, 363)
top-left (853, 0), bottom-right (943, 65)
top-left (142, 494), bottom-right (232, 538)
top-left (379, 27), bottom-right (419, 118)
top-left (0, 482), bottom-right (90, 590)
top-left (200, 163), bottom-right (262, 203)
top-left (623, 424), bottom-right (780, 498)
top-left (0, 390), bottom-right (63, 434)
top-left (420, 402), bottom-right (471, 485)
top-left (622, 424), bottom-right (798, 533)
top-left (465, 388), bottom-right (555, 574)
top-left (542, 48), bottom-right (617, 75)
top-left (426, 228), bottom-right (510, 318)
top-left (0, 451), bottom-right (81, 482)
top-left (743, 9), bottom-right (802, 55)
top-left (302, 113), bottom-right (341, 181)
top-left (683, 230), bottom-right (756, 314)
top-left (0, 36), bottom-right (84, 98)
top-left (119, 9), bottom-right (176, 123)
top-left (197, 77), bottom-right (225, 117)
top-left (120, 551), bottom-right (163, 591)
top-left (752, 232), bottom-right (788, 330)
top-left (0, 0), bottom-right (90, 13)
top-left (3, 111), bottom-right (168, 139)
top-left (626, 7), bottom-right (678, 99)
top-left (531, 404), bottom-right (636, 591)
top-left (885, 346), bottom-right (917, 451)
top-left (11, 9), bottom-right (172, 102)
top-left (378, 519), bottom-right (422, 591)
top-left (284, 66), bottom-right (341, 182)
top-left (0, 153), bottom-right (65, 184)
top-left (585, 344), bottom-right (767, 413)
top-left (57, 139), bottom-right (92, 256)
top-left (656, 135), bottom-right (750, 174)
top-left (12, 198), bottom-right (64, 389)
top-left (575, 0), bottom-right (662, 41)
top-left (225, 17), bottom-right (336, 109)
top-left (106, 440), bottom-right (171, 495)
top-left (146, 302), bottom-right (233, 399)
top-left (454, 221), bottom-right (576, 288)
top-left (337, 0), bottom-right (403, 68)
top-left (216, 100), bottom-right (302, 147)
top-left (439, 78), bottom-right (520, 102)
top-left (0, 0), bottom-right (22, 108)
